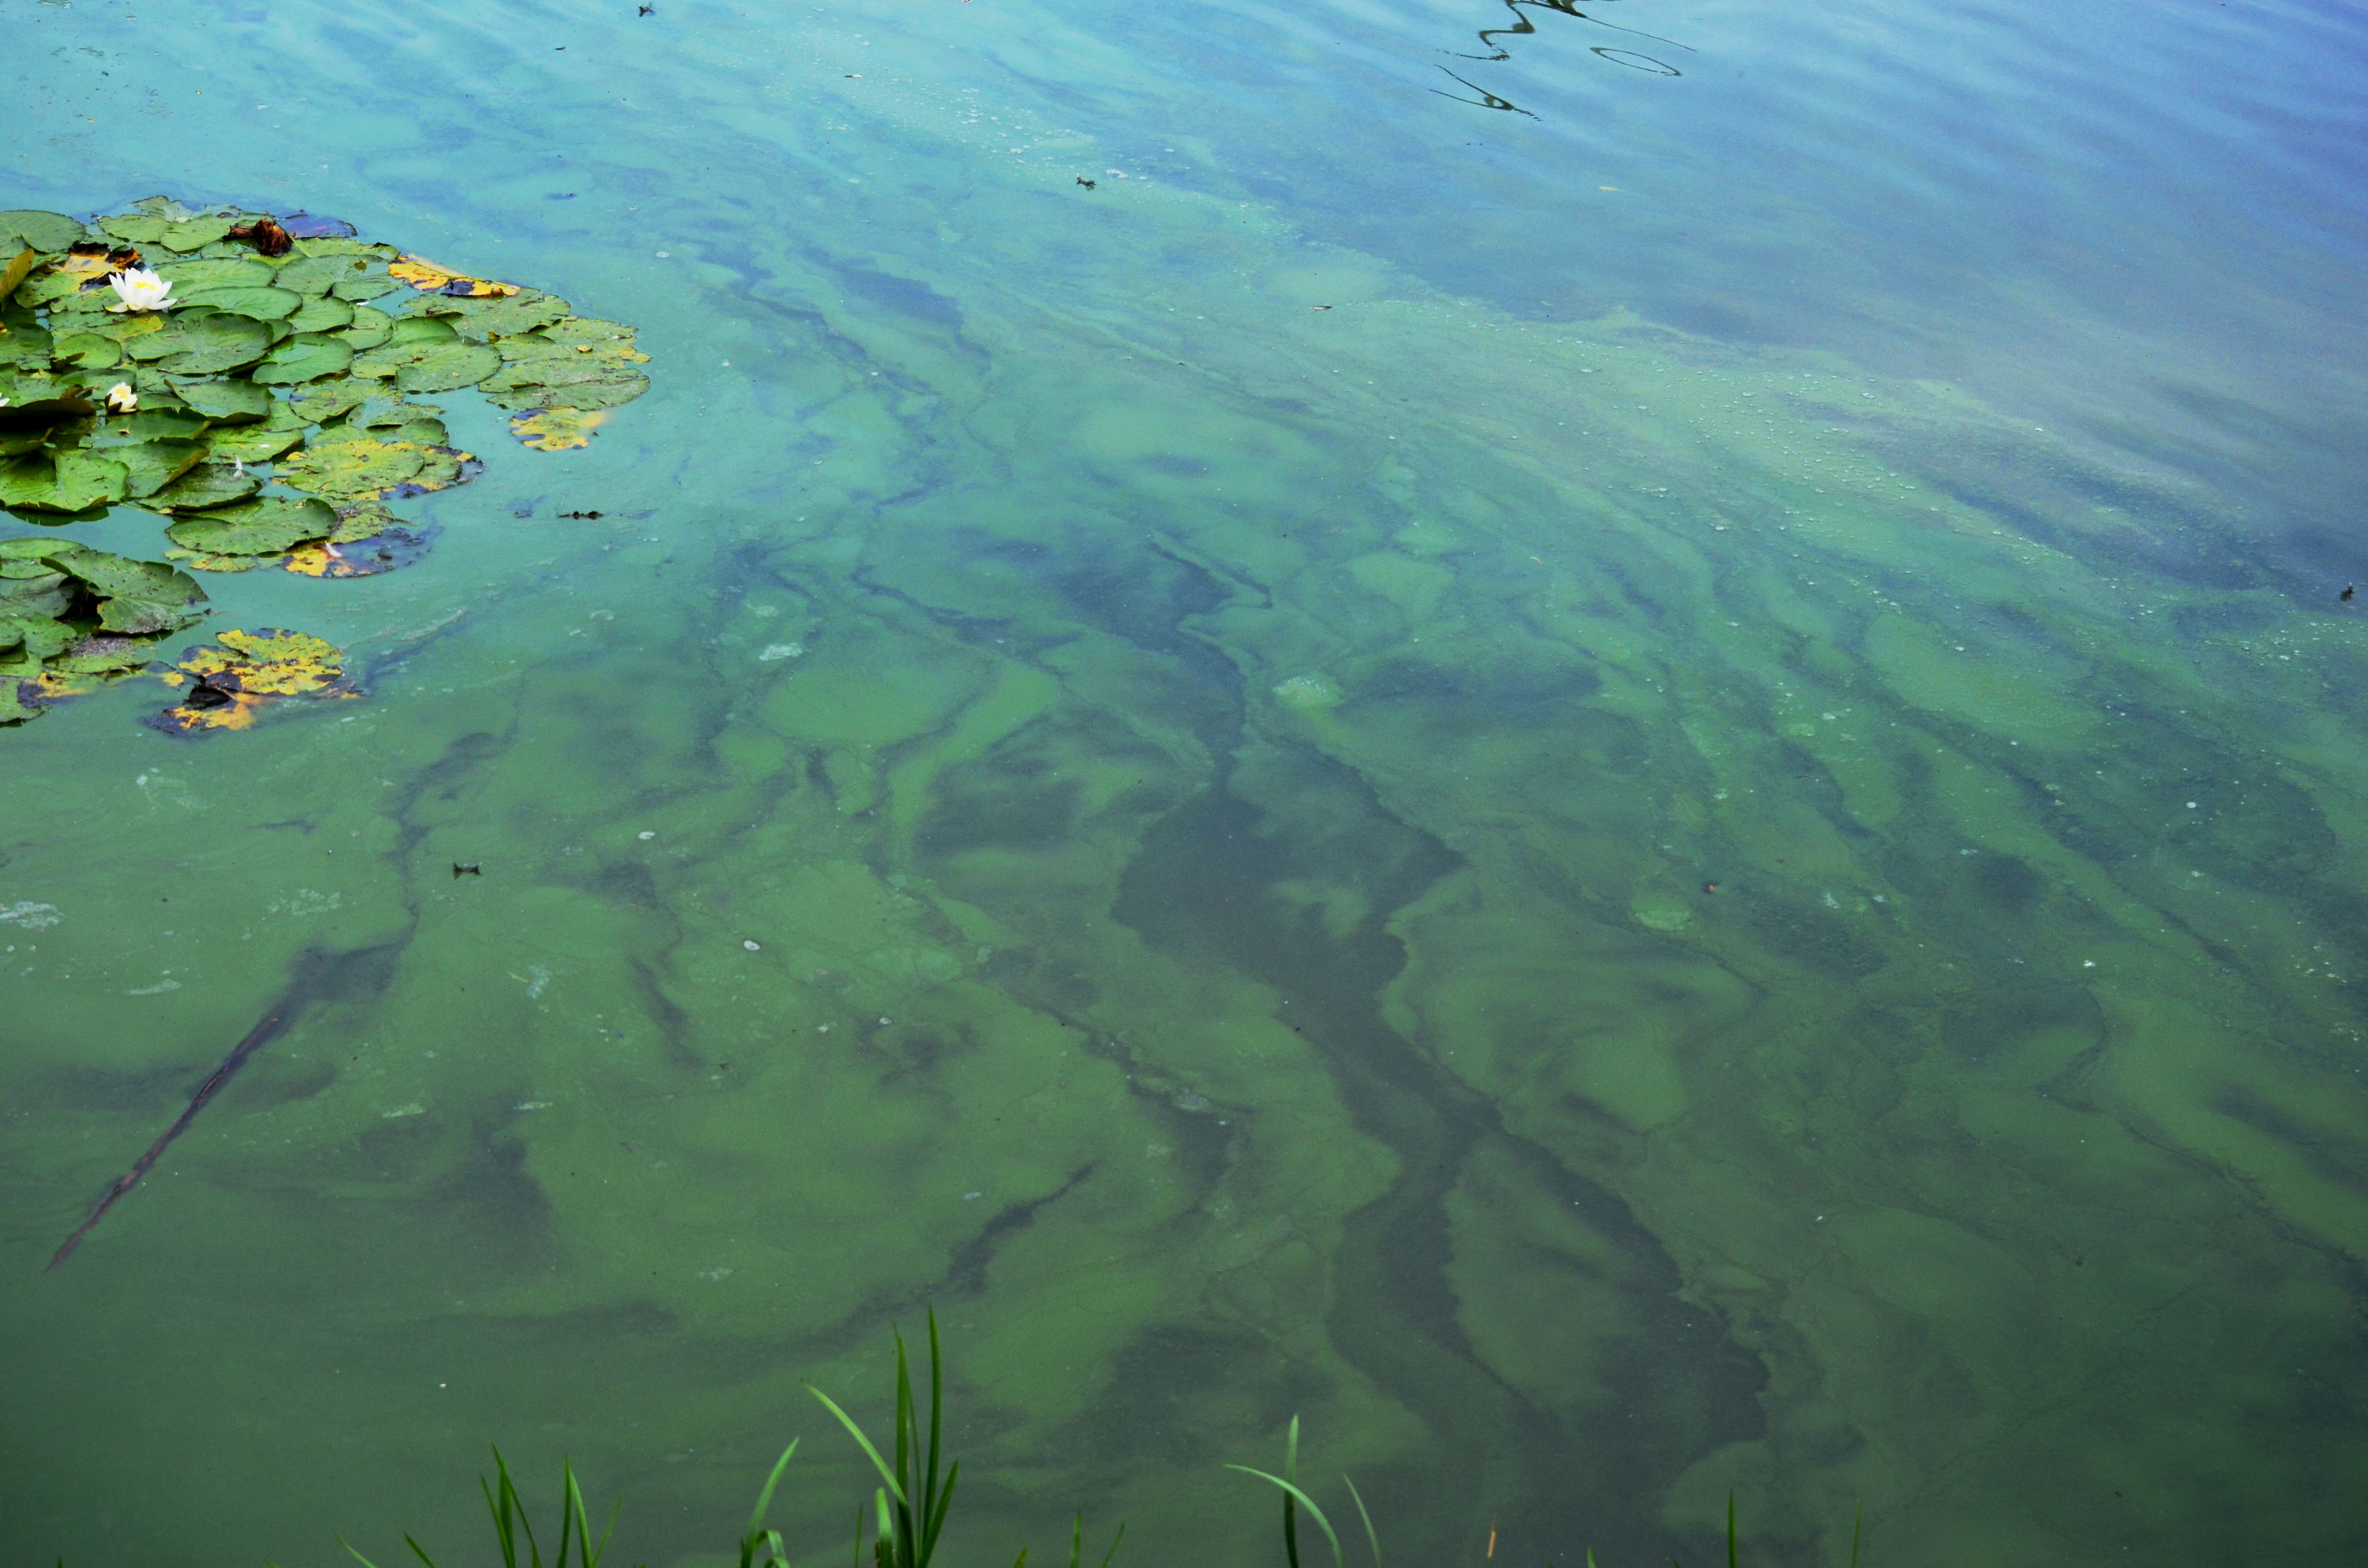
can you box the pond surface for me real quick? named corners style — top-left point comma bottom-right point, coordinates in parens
top-left (5, 0), bottom-right (2368, 1562)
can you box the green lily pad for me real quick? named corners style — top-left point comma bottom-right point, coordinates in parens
top-left (339, 305), bottom-right (396, 350)
top-left (203, 423), bottom-right (305, 463)
top-left (32, 540), bottom-right (209, 634)
top-left (165, 502), bottom-right (334, 556)
top-left (0, 449), bottom-right (129, 512)
top-left (403, 288), bottom-right (574, 342)
top-left (99, 213), bottom-right (170, 245)
top-left (271, 254), bottom-right (363, 297)
top-left (176, 284), bottom-right (303, 321)
top-left (143, 458), bottom-right (261, 511)
top-left (164, 257), bottom-right (275, 291)
top-left (123, 312), bottom-right (273, 375)
top-left (92, 312), bottom-right (168, 347)
top-left (331, 262), bottom-right (402, 301)
top-left (395, 342), bottom-right (501, 393)
top-left (114, 439), bottom-right (209, 499)
top-left (484, 369), bottom-right (650, 411)
top-left (172, 376), bottom-right (272, 422)
top-left (287, 380), bottom-right (374, 424)
top-left (50, 331), bottom-right (122, 370)
top-left (85, 408), bottom-right (212, 445)
top-left (0, 320), bottom-right (51, 370)
top-left (0, 211), bottom-right (85, 253)
top-left (251, 334), bottom-right (354, 384)
top-left (0, 608), bottom-right (75, 659)
top-left (286, 294), bottom-right (354, 334)
top-left (275, 436), bottom-right (425, 500)
top-left (157, 216), bottom-right (238, 253)
top-left (50, 632), bottom-right (166, 675)
top-left (0, 569), bottom-right (71, 621)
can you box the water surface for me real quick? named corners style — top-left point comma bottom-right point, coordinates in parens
top-left (5, 0), bottom-right (2368, 1563)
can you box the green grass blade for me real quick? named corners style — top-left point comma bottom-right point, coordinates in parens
top-left (807, 1383), bottom-right (911, 1504)
top-left (853, 1502), bottom-right (868, 1568)
top-left (336, 1535), bottom-right (389, 1568)
top-left (923, 1309), bottom-right (946, 1551)
top-left (587, 1495), bottom-right (620, 1568)
top-left (558, 1462), bottom-right (582, 1568)
top-left (405, 1536), bottom-right (440, 1568)
top-left (1096, 1521), bottom-right (1126, 1568)
top-left (924, 1460), bottom-right (961, 1552)
top-left (1224, 1465), bottom-right (1345, 1568)
top-left (744, 1440), bottom-right (802, 1547)
top-left (1342, 1476), bottom-right (1383, 1568)
top-left (894, 1327), bottom-right (914, 1507)
top-left (1849, 1501), bottom-right (1863, 1568)
top-left (1281, 1418), bottom-right (1302, 1568)
top-left (1068, 1512), bottom-right (1085, 1568)
top-left (1011, 1551), bottom-right (1029, 1568)
top-left (1725, 1493), bottom-right (1737, 1568)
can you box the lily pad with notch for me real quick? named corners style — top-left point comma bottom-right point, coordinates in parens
top-left (143, 461), bottom-right (260, 511)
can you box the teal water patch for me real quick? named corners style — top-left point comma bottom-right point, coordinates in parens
top-left (5, 0), bottom-right (2368, 1566)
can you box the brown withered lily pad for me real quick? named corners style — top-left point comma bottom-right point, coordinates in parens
top-left (147, 627), bottom-right (354, 735)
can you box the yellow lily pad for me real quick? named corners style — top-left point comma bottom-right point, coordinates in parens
top-left (388, 253), bottom-right (521, 298)
top-left (508, 406), bottom-right (611, 451)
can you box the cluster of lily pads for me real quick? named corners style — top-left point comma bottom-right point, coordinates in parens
top-left (0, 196), bottom-right (650, 730)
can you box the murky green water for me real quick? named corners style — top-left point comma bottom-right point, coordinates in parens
top-left (7, 0), bottom-right (2368, 1562)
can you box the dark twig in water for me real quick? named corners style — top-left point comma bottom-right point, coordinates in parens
top-left (46, 1004), bottom-right (294, 1271)
top-left (46, 943), bottom-right (402, 1271)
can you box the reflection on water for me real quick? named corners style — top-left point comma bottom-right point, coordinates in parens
top-left (1458, 0), bottom-right (1691, 71)
top-left (4, 0), bottom-right (2368, 1565)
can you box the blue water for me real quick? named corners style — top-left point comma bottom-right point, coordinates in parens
top-left (6, 0), bottom-right (2368, 1562)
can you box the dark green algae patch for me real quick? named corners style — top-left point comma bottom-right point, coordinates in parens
top-left (1, 196), bottom-right (649, 730)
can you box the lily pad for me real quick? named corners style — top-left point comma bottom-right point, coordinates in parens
top-left (0, 211), bottom-right (84, 254)
top-left (50, 632), bottom-right (163, 675)
top-left (388, 254), bottom-right (520, 298)
top-left (150, 627), bottom-right (351, 734)
top-left (275, 436), bottom-right (425, 500)
top-left (509, 406), bottom-right (611, 451)
top-left (165, 257), bottom-right (275, 291)
top-left (157, 216), bottom-right (238, 253)
top-left (36, 540), bottom-right (208, 634)
top-left (286, 294), bottom-right (354, 334)
top-left (173, 376), bottom-right (272, 422)
top-left (397, 342), bottom-right (501, 393)
top-left (166, 503), bottom-right (334, 557)
top-left (0, 449), bottom-right (129, 513)
top-left (176, 284), bottom-right (304, 321)
top-left (203, 423), bottom-right (305, 464)
top-left (251, 334), bottom-right (354, 384)
top-left (123, 312), bottom-right (273, 375)
top-left (339, 305), bottom-right (396, 350)
top-left (50, 331), bottom-right (122, 370)
top-left (287, 379), bottom-right (375, 424)
top-left (144, 461), bottom-right (260, 511)
top-left (114, 439), bottom-right (209, 500)
top-left (403, 288), bottom-right (573, 342)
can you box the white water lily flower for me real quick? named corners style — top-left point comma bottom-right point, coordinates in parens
top-left (105, 383), bottom-right (138, 413)
top-left (106, 267), bottom-right (175, 313)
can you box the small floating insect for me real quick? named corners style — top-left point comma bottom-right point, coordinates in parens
top-left (452, 863), bottom-right (482, 878)
top-left (2344, 584), bottom-right (2357, 603)
top-left (1076, 177), bottom-right (1096, 189)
